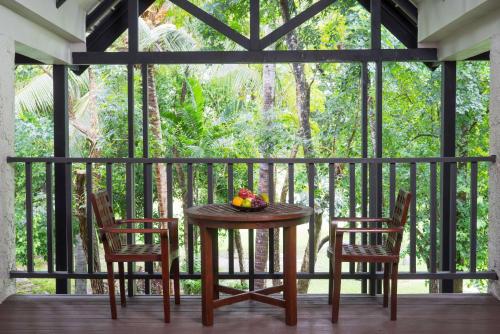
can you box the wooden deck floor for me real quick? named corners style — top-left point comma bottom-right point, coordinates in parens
top-left (0, 294), bottom-right (499, 333)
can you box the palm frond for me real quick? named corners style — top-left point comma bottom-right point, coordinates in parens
top-left (15, 72), bottom-right (53, 115)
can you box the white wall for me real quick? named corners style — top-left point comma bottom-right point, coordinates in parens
top-left (489, 33), bottom-right (500, 299)
top-left (0, 33), bottom-right (16, 303)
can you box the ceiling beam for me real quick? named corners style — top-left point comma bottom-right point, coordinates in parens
top-left (73, 49), bottom-right (438, 65)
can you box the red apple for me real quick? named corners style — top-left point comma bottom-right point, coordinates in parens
top-left (238, 188), bottom-right (253, 199)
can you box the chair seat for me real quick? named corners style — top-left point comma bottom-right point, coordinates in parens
top-left (108, 243), bottom-right (179, 263)
top-left (328, 244), bottom-right (398, 262)
top-left (116, 244), bottom-right (161, 256)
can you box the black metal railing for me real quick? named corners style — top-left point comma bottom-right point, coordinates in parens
top-left (7, 156), bottom-right (498, 293)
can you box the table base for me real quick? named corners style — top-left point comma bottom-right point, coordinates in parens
top-left (213, 285), bottom-right (286, 309)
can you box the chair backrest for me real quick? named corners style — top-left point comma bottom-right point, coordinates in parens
top-left (385, 190), bottom-right (412, 255)
top-left (90, 191), bottom-right (122, 253)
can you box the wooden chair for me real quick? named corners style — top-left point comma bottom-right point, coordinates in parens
top-left (328, 190), bottom-right (411, 323)
top-left (91, 191), bottom-right (180, 323)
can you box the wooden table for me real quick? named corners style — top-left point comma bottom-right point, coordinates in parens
top-left (185, 203), bottom-right (313, 326)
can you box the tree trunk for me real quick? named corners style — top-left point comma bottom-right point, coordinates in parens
top-left (74, 171), bottom-right (105, 294)
top-left (255, 163), bottom-right (270, 289)
top-left (254, 63), bottom-right (277, 289)
top-left (297, 210), bottom-right (323, 293)
top-left (75, 238), bottom-right (87, 294)
top-left (147, 65), bottom-right (169, 218)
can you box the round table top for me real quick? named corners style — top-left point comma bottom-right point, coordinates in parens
top-left (185, 203), bottom-right (313, 229)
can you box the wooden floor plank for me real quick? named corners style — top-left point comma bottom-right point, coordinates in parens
top-left (0, 294), bottom-right (499, 333)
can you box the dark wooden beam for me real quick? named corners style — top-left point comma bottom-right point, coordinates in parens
top-left (260, 0), bottom-right (337, 49)
top-left (391, 0), bottom-right (417, 23)
top-left (86, 0), bottom-right (120, 29)
top-left (371, 0), bottom-right (381, 50)
top-left (15, 53), bottom-right (42, 65)
top-left (440, 61), bottom-right (456, 293)
top-left (53, 65), bottom-right (70, 294)
top-left (128, 0), bottom-right (139, 52)
top-left (467, 51), bottom-right (490, 61)
top-left (250, 0), bottom-right (260, 51)
top-left (168, 0), bottom-right (250, 49)
top-left (358, 0), bottom-right (417, 49)
top-left (72, 49), bottom-right (437, 64)
top-left (56, 0), bottom-right (66, 9)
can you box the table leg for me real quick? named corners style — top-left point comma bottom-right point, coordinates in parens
top-left (212, 228), bottom-right (219, 299)
top-left (283, 225), bottom-right (297, 326)
top-left (200, 226), bottom-right (214, 326)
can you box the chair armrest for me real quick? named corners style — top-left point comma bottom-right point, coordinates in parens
top-left (336, 227), bottom-right (403, 234)
top-left (116, 218), bottom-right (178, 224)
top-left (331, 217), bottom-right (392, 223)
top-left (100, 227), bottom-right (169, 237)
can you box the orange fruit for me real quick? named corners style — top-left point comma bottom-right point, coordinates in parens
top-left (232, 196), bottom-right (243, 206)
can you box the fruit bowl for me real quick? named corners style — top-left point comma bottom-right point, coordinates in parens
top-left (231, 203), bottom-right (268, 212)
top-left (231, 188), bottom-right (270, 212)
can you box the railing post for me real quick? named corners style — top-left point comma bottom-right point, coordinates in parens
top-left (53, 65), bottom-right (70, 294)
top-left (126, 63), bottom-right (136, 296)
top-left (440, 61), bottom-right (456, 293)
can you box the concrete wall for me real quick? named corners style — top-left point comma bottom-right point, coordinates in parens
top-left (489, 33), bottom-right (500, 299)
top-left (0, 0), bottom-right (98, 64)
top-left (0, 33), bottom-right (16, 303)
top-left (416, 0), bottom-right (500, 60)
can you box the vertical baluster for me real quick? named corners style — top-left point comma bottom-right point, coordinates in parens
top-left (26, 163), bottom-right (34, 273)
top-left (167, 163), bottom-right (173, 217)
top-left (207, 163), bottom-right (218, 290)
top-left (450, 162), bottom-right (457, 273)
top-left (288, 163), bottom-right (294, 204)
top-left (349, 163), bottom-right (356, 274)
top-left (368, 162), bottom-right (377, 295)
top-left (307, 163), bottom-right (315, 273)
top-left (329, 163), bottom-right (335, 220)
top-left (207, 163), bottom-right (214, 204)
top-left (247, 163), bottom-right (254, 290)
top-left (227, 163), bottom-right (235, 274)
top-left (85, 163), bottom-right (93, 274)
top-left (66, 162), bottom-right (73, 274)
top-left (410, 163), bottom-right (417, 273)
top-left (187, 163), bottom-right (194, 274)
top-left (430, 162), bottom-right (437, 273)
top-left (45, 162), bottom-right (54, 273)
top-left (125, 162), bottom-right (135, 295)
top-left (389, 163), bottom-right (396, 211)
top-left (106, 163), bottom-right (113, 205)
top-left (46, 162), bottom-right (53, 273)
top-left (143, 162), bottom-right (153, 294)
top-left (470, 162), bottom-right (478, 273)
top-left (268, 162), bottom-right (275, 274)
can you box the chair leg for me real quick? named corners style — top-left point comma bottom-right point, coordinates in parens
top-left (173, 258), bottom-right (181, 305)
top-left (331, 257), bottom-right (342, 323)
top-left (106, 262), bottom-right (117, 319)
top-left (161, 253), bottom-right (170, 323)
top-left (118, 262), bottom-right (126, 307)
top-left (383, 262), bottom-right (390, 308)
top-left (328, 260), bottom-right (333, 305)
top-left (390, 262), bottom-right (399, 321)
